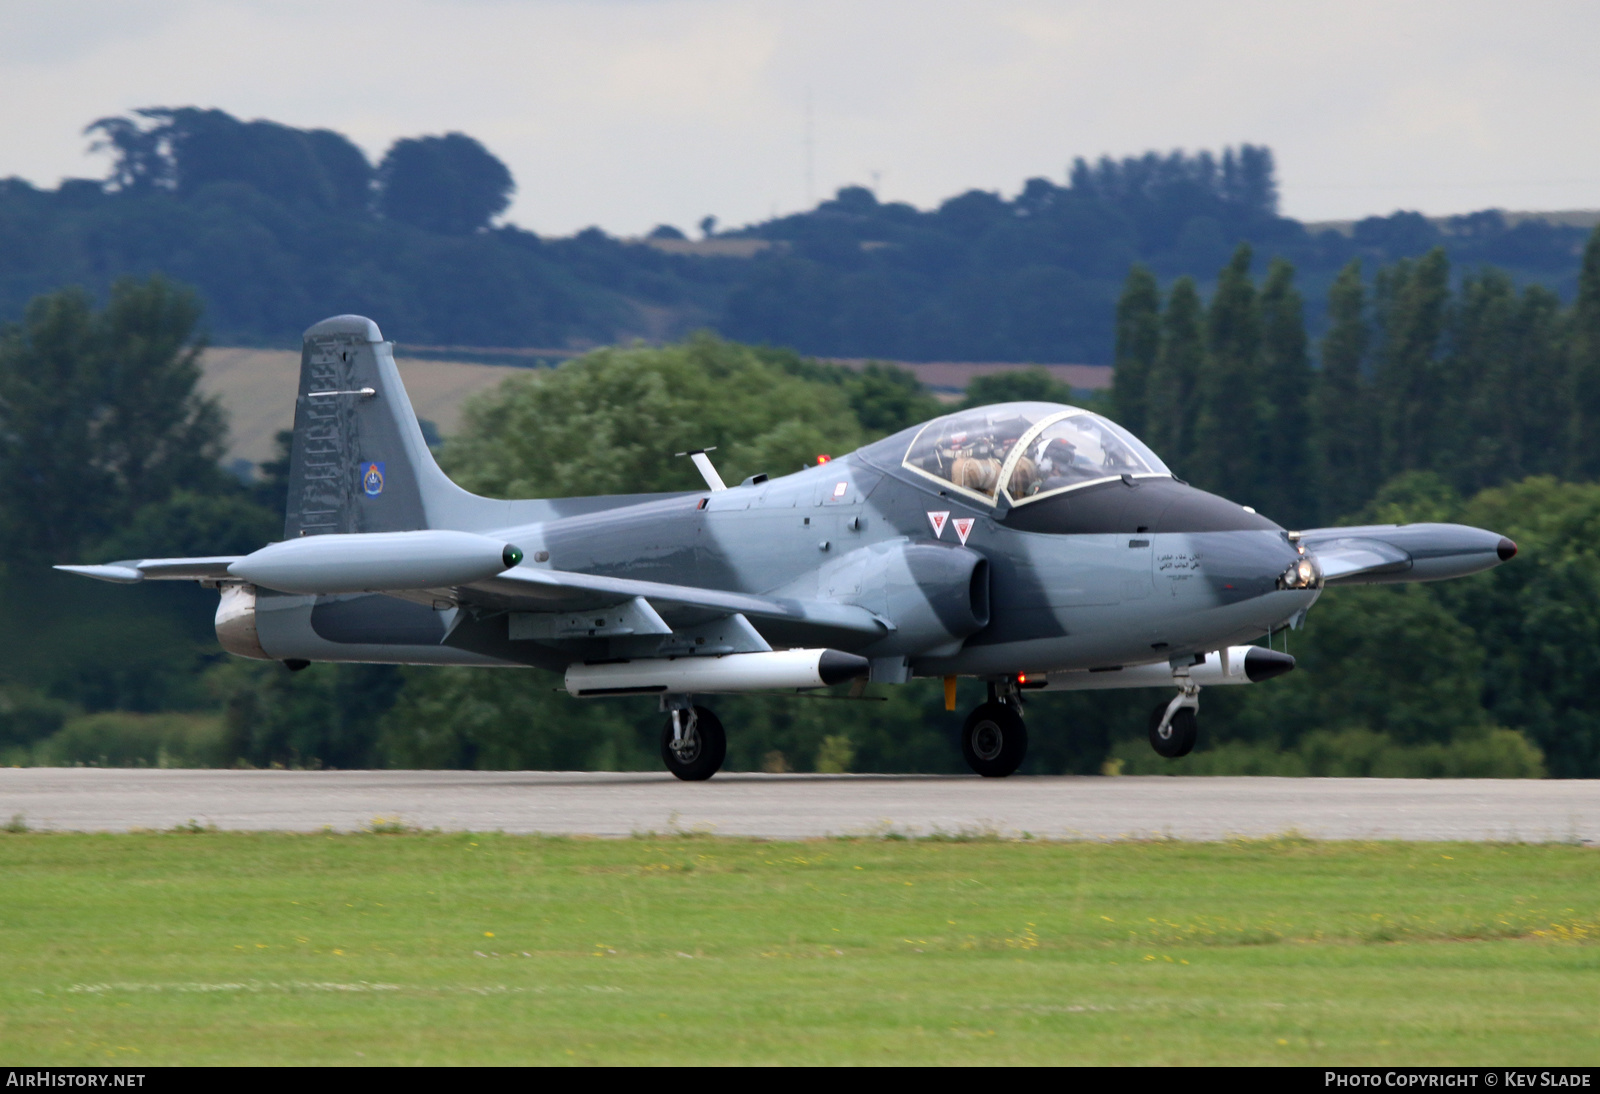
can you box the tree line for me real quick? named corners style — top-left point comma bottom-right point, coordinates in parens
top-left (89, 108), bottom-right (515, 233)
top-left (717, 151), bottom-right (1589, 363)
top-left (1110, 234), bottom-right (1600, 531)
top-left (2, 230), bottom-right (1600, 776)
top-left (2, 108), bottom-right (1593, 363)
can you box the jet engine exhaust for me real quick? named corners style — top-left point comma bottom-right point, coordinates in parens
top-left (214, 584), bottom-right (268, 660)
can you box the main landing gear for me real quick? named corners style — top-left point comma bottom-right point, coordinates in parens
top-left (960, 682), bottom-right (1029, 777)
top-left (1148, 680), bottom-right (1200, 759)
top-left (660, 700), bottom-right (726, 781)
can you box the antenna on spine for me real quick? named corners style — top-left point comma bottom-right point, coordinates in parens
top-left (675, 447), bottom-right (726, 492)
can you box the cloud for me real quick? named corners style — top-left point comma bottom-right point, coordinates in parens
top-left (0, 0), bottom-right (1597, 234)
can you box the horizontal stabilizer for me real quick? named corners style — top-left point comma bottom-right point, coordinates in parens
top-left (54, 529), bottom-right (519, 595)
top-left (54, 557), bottom-right (242, 583)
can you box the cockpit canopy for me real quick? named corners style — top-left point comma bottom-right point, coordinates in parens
top-left (902, 402), bottom-right (1171, 506)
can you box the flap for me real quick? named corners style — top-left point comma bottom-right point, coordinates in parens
top-left (56, 554), bottom-right (888, 639)
top-left (462, 565), bottom-right (888, 636)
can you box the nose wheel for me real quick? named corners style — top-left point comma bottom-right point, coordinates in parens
top-left (661, 704), bottom-right (726, 781)
top-left (961, 701), bottom-right (1028, 777)
top-left (1147, 689), bottom-right (1199, 758)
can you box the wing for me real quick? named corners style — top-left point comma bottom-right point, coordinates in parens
top-left (1298, 537), bottom-right (1412, 583)
top-left (55, 557), bottom-right (243, 583)
top-left (55, 554), bottom-right (889, 645)
top-left (1298, 522), bottom-right (1514, 585)
top-left (460, 566), bottom-right (888, 637)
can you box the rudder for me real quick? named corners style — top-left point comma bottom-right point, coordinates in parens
top-left (285, 315), bottom-right (436, 537)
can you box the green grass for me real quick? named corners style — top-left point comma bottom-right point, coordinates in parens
top-left (0, 831), bottom-right (1596, 1065)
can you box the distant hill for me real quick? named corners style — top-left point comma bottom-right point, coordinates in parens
top-left (1302, 208), bottom-right (1600, 237)
top-left (3, 108), bottom-right (1595, 364)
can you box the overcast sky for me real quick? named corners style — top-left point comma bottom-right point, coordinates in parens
top-left (3, 0), bottom-right (1597, 237)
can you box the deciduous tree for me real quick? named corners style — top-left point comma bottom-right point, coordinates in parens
top-left (378, 133), bottom-right (515, 235)
top-left (0, 276), bottom-right (225, 564)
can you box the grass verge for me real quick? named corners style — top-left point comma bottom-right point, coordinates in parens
top-left (0, 832), bottom-right (1596, 1065)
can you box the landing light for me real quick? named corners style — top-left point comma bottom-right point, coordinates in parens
top-left (1279, 556), bottom-right (1321, 590)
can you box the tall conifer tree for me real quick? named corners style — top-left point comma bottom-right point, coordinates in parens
top-left (1257, 258), bottom-right (1312, 526)
top-left (1144, 277), bottom-right (1204, 471)
top-left (1512, 285), bottom-right (1567, 480)
top-left (1568, 227), bottom-right (1600, 479)
top-left (1313, 260), bottom-right (1375, 521)
top-left (1445, 272), bottom-right (1529, 492)
top-left (1111, 265), bottom-right (1161, 436)
top-left (1373, 248), bottom-right (1450, 480)
top-left (1191, 244), bottom-right (1263, 502)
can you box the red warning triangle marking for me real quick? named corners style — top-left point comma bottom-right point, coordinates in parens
top-left (927, 510), bottom-right (950, 538)
top-left (952, 517), bottom-right (975, 545)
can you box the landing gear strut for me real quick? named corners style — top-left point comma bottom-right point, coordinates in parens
top-left (1148, 680), bottom-right (1200, 759)
top-left (660, 700), bottom-right (726, 781)
top-left (961, 682), bottom-right (1029, 777)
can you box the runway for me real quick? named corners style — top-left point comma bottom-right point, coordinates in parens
top-left (2, 769), bottom-right (1596, 841)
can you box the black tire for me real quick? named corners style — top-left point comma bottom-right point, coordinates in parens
top-left (1148, 703), bottom-right (1197, 758)
top-left (961, 701), bottom-right (1028, 777)
top-left (660, 706), bottom-right (726, 781)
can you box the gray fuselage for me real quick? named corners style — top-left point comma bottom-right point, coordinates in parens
top-left (254, 427), bottom-right (1316, 679)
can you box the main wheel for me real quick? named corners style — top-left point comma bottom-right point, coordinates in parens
top-left (961, 702), bottom-right (1028, 777)
top-left (661, 706), bottom-right (726, 781)
top-left (1148, 703), bottom-right (1197, 758)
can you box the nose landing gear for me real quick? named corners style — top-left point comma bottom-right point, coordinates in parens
top-left (660, 700), bottom-right (726, 781)
top-left (960, 682), bottom-right (1029, 777)
top-left (1148, 680), bottom-right (1200, 758)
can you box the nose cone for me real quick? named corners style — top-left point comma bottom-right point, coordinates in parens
top-left (1243, 647), bottom-right (1295, 682)
top-left (817, 649), bottom-right (871, 685)
top-left (1185, 529), bottom-right (1302, 604)
top-left (1497, 537), bottom-right (1518, 562)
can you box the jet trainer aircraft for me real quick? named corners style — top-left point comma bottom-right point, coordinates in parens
top-left (59, 315), bottom-right (1518, 779)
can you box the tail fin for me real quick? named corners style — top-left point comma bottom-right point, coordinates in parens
top-left (285, 315), bottom-right (482, 537)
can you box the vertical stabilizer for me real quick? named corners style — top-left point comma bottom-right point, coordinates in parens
top-left (285, 315), bottom-right (487, 537)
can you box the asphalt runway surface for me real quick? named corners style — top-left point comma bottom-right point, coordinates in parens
top-left (2, 769), bottom-right (1596, 841)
